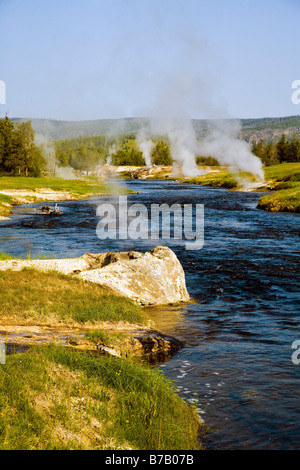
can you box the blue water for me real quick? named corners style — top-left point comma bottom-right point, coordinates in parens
top-left (0, 179), bottom-right (299, 449)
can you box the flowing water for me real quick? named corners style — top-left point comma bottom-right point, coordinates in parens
top-left (0, 178), bottom-right (299, 449)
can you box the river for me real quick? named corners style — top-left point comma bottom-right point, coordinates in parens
top-left (0, 178), bottom-right (299, 450)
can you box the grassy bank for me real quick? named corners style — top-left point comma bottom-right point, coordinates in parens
top-left (0, 269), bottom-right (143, 324)
top-left (0, 175), bottom-right (130, 217)
top-left (168, 163), bottom-right (300, 213)
top-left (0, 268), bottom-right (202, 450)
top-left (257, 163), bottom-right (300, 212)
top-left (0, 345), bottom-right (201, 450)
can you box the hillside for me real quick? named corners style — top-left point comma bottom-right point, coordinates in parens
top-left (11, 115), bottom-right (300, 143)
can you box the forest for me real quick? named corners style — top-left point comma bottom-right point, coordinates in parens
top-left (251, 134), bottom-right (300, 166)
top-left (55, 133), bottom-right (173, 171)
top-left (0, 116), bottom-right (45, 176)
top-left (55, 131), bottom-right (300, 171)
top-left (1, 116), bottom-right (300, 176)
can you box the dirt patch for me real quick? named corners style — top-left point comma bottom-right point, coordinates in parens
top-left (0, 189), bottom-right (77, 204)
top-left (0, 318), bottom-right (183, 362)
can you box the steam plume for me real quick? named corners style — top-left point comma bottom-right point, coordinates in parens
top-left (136, 130), bottom-right (154, 166)
top-left (197, 119), bottom-right (264, 181)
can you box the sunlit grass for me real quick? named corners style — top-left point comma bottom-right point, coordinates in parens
top-left (257, 163), bottom-right (300, 212)
top-left (0, 269), bottom-right (143, 324)
top-left (257, 186), bottom-right (300, 212)
top-left (0, 175), bottom-right (132, 216)
top-left (0, 345), bottom-right (202, 450)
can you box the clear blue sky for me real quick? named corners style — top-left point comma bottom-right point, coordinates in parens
top-left (0, 0), bottom-right (299, 121)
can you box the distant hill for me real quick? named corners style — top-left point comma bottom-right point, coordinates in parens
top-left (11, 115), bottom-right (300, 143)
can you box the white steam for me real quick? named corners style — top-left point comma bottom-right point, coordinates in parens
top-left (150, 116), bottom-right (199, 176)
top-left (134, 45), bottom-right (265, 181)
top-left (136, 130), bottom-right (154, 166)
top-left (197, 120), bottom-right (264, 181)
top-left (106, 143), bottom-right (116, 165)
top-left (35, 133), bottom-right (76, 179)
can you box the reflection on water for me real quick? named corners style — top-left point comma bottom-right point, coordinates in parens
top-left (0, 179), bottom-right (299, 449)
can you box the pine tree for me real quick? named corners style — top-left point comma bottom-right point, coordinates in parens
top-left (0, 116), bottom-right (45, 176)
top-left (287, 134), bottom-right (300, 163)
top-left (276, 134), bottom-right (288, 164)
top-left (0, 116), bottom-right (16, 173)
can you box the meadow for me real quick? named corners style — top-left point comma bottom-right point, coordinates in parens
top-left (0, 176), bottom-right (131, 217)
top-left (0, 268), bottom-right (202, 450)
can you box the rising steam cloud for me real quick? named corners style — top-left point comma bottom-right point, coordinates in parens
top-left (135, 51), bottom-right (264, 181)
top-left (136, 130), bottom-right (154, 166)
top-left (197, 120), bottom-right (265, 181)
top-left (35, 132), bottom-right (76, 179)
top-left (143, 99), bottom-right (264, 181)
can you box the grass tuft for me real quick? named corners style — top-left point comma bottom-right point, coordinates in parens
top-left (0, 269), bottom-right (143, 324)
top-left (0, 345), bottom-right (202, 450)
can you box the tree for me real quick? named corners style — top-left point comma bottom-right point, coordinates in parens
top-left (252, 139), bottom-right (265, 161)
top-left (276, 134), bottom-right (288, 164)
top-left (287, 134), bottom-right (300, 163)
top-left (151, 140), bottom-right (172, 165)
top-left (69, 146), bottom-right (100, 174)
top-left (0, 116), bottom-right (16, 173)
top-left (0, 117), bottom-right (45, 176)
top-left (263, 143), bottom-right (279, 166)
top-left (111, 147), bottom-right (145, 166)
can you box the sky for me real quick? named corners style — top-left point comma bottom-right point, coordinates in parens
top-left (0, 0), bottom-right (299, 121)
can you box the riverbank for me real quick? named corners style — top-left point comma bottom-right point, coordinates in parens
top-left (0, 175), bottom-right (131, 218)
top-left (0, 254), bottom-right (202, 450)
top-left (115, 162), bottom-right (300, 213)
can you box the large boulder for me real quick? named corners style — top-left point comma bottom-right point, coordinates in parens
top-left (0, 246), bottom-right (190, 306)
top-left (77, 246), bottom-right (190, 305)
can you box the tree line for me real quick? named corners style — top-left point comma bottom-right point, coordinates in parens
top-left (0, 116), bottom-right (45, 176)
top-left (55, 134), bottom-right (173, 170)
top-left (252, 134), bottom-right (300, 166)
top-left (1, 115), bottom-right (299, 178)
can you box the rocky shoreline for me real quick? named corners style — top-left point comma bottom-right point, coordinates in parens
top-left (0, 320), bottom-right (184, 364)
top-left (0, 246), bottom-right (190, 305)
top-left (0, 246), bottom-right (190, 363)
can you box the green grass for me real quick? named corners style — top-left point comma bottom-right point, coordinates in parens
top-left (257, 186), bottom-right (300, 212)
top-left (0, 261), bottom-right (203, 450)
top-left (257, 163), bottom-right (300, 212)
top-left (182, 170), bottom-right (240, 189)
top-left (0, 269), bottom-right (143, 324)
top-left (0, 345), bottom-right (202, 450)
top-left (0, 176), bottom-right (125, 195)
top-left (169, 162), bottom-right (300, 213)
top-left (0, 194), bottom-right (14, 217)
top-left (0, 251), bottom-right (15, 260)
top-left (0, 175), bottom-right (132, 216)
top-left (263, 163), bottom-right (300, 181)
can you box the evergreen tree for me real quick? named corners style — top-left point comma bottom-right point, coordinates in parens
top-left (287, 134), bottom-right (300, 163)
top-left (0, 116), bottom-right (45, 176)
top-left (0, 116), bottom-right (16, 173)
top-left (151, 140), bottom-right (172, 165)
top-left (276, 134), bottom-right (288, 163)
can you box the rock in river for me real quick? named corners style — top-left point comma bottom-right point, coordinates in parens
top-left (0, 246), bottom-right (190, 306)
top-left (77, 246), bottom-right (190, 305)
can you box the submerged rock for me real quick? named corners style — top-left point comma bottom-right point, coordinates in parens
top-left (96, 329), bottom-right (183, 363)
